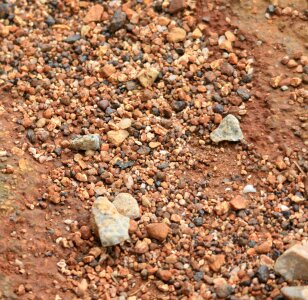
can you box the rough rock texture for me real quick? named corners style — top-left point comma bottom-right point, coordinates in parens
top-left (91, 197), bottom-right (130, 247)
top-left (137, 67), bottom-right (159, 87)
top-left (113, 193), bottom-right (140, 219)
top-left (70, 134), bottom-right (100, 151)
top-left (274, 242), bottom-right (308, 281)
top-left (281, 286), bottom-right (308, 300)
top-left (83, 4), bottom-right (104, 23)
top-left (107, 130), bottom-right (129, 146)
top-left (210, 114), bottom-right (243, 143)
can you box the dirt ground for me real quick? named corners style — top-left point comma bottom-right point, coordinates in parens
top-left (0, 0), bottom-right (307, 299)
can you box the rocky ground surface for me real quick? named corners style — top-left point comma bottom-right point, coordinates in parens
top-left (0, 0), bottom-right (307, 299)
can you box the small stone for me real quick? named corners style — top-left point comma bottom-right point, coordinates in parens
top-left (113, 193), bottom-right (140, 219)
top-left (167, 27), bottom-right (187, 43)
top-left (83, 4), bottom-right (104, 23)
top-left (90, 197), bottom-right (130, 247)
top-left (243, 184), bottom-right (256, 193)
top-left (256, 265), bottom-right (269, 283)
top-left (208, 254), bottom-right (225, 272)
top-left (210, 114), bottom-right (244, 143)
top-left (219, 37), bottom-right (233, 52)
top-left (107, 130), bottom-right (129, 146)
top-left (118, 118), bottom-right (132, 129)
top-left (134, 240), bottom-right (149, 254)
top-left (146, 223), bottom-right (169, 242)
top-left (255, 240), bottom-right (272, 254)
top-left (63, 34), bottom-right (81, 44)
top-left (192, 28), bottom-right (202, 39)
top-left (213, 278), bottom-right (233, 298)
top-left (230, 195), bottom-right (247, 210)
top-left (137, 67), bottom-right (159, 88)
top-left (70, 134), bottom-right (101, 151)
top-left (237, 88), bottom-right (251, 101)
top-left (109, 9), bottom-right (127, 33)
top-left (281, 286), bottom-right (308, 300)
top-left (156, 269), bottom-right (173, 282)
top-left (76, 279), bottom-right (88, 297)
top-left (45, 16), bottom-right (55, 26)
top-left (168, 0), bottom-right (185, 13)
top-left (97, 100), bottom-right (110, 110)
top-left (101, 64), bottom-right (116, 78)
top-left (220, 62), bottom-right (234, 76)
top-left (274, 242), bottom-right (308, 281)
top-left (75, 173), bottom-right (88, 182)
top-left (172, 100), bottom-right (187, 112)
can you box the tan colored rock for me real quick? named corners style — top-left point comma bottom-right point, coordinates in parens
top-left (208, 254), bottom-right (225, 272)
top-left (83, 4), bottom-right (104, 23)
top-left (146, 223), bottom-right (169, 242)
top-left (167, 27), bottom-right (187, 43)
top-left (101, 64), bottom-right (116, 78)
top-left (137, 67), bottom-right (159, 88)
top-left (274, 242), bottom-right (308, 281)
top-left (255, 240), bottom-right (272, 254)
top-left (156, 269), bottom-right (173, 282)
top-left (113, 193), bottom-right (140, 219)
top-left (192, 28), bottom-right (202, 39)
top-left (134, 240), bottom-right (149, 254)
top-left (107, 130), bottom-right (129, 146)
top-left (230, 195), bottom-right (247, 210)
top-left (168, 0), bottom-right (185, 13)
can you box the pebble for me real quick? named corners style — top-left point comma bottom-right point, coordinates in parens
top-left (83, 4), bottom-right (104, 23)
top-left (255, 240), bottom-right (272, 254)
top-left (167, 27), bottom-right (187, 43)
top-left (146, 223), bottom-right (169, 242)
top-left (208, 254), bottom-right (225, 272)
top-left (256, 265), bottom-right (269, 283)
top-left (70, 134), bottom-right (101, 151)
top-left (137, 67), bottom-right (159, 88)
top-left (281, 286), bottom-right (308, 300)
top-left (230, 195), bottom-right (247, 210)
top-left (213, 278), bottom-right (233, 298)
top-left (112, 193), bottom-right (140, 220)
top-left (237, 88), bottom-right (251, 101)
top-left (91, 197), bottom-right (130, 247)
top-left (107, 130), bottom-right (129, 146)
top-left (109, 10), bottom-right (127, 33)
top-left (156, 269), bottom-right (173, 282)
top-left (168, 0), bottom-right (185, 13)
top-left (243, 184), bottom-right (257, 193)
top-left (210, 114), bottom-right (244, 143)
top-left (274, 242), bottom-right (308, 281)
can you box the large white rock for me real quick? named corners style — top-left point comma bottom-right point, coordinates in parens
top-left (274, 242), bottom-right (308, 281)
top-left (91, 197), bottom-right (130, 247)
top-left (113, 193), bottom-right (140, 219)
top-left (210, 114), bottom-right (243, 143)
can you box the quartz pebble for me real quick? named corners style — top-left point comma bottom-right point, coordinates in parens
top-left (210, 114), bottom-right (244, 143)
top-left (107, 130), bottom-right (129, 146)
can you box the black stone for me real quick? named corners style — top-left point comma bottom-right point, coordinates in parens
top-left (241, 74), bottom-right (253, 83)
top-left (0, 4), bottom-right (10, 19)
top-left (256, 265), bottom-right (269, 283)
top-left (237, 88), bottom-right (251, 101)
top-left (172, 100), bottom-right (187, 112)
top-left (193, 217), bottom-right (203, 227)
top-left (26, 129), bottom-right (36, 143)
top-left (114, 160), bottom-right (135, 170)
top-left (213, 104), bottom-right (224, 114)
top-left (63, 34), bottom-right (81, 44)
top-left (45, 15), bottom-right (55, 26)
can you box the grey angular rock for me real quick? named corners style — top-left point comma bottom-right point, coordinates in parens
top-left (113, 193), bottom-right (140, 219)
top-left (109, 9), bottom-right (127, 33)
top-left (70, 134), bottom-right (100, 151)
top-left (274, 242), bottom-right (308, 281)
top-left (91, 197), bottom-right (130, 247)
top-left (281, 286), bottom-right (308, 300)
top-left (210, 114), bottom-right (243, 143)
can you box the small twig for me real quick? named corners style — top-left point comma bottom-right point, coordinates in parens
top-left (294, 161), bottom-right (306, 176)
top-left (128, 282), bottom-right (149, 296)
